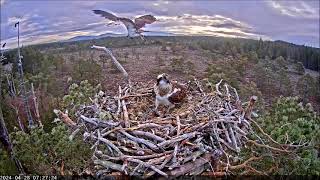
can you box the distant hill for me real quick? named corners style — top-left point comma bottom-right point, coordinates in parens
top-left (64, 31), bottom-right (175, 42)
top-left (64, 33), bottom-right (124, 42)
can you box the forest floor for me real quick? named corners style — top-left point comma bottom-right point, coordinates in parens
top-left (58, 44), bottom-right (319, 100)
top-left (60, 45), bottom-right (211, 93)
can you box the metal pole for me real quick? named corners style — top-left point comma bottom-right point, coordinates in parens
top-left (15, 22), bottom-right (34, 128)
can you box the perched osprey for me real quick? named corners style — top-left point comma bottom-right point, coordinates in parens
top-left (93, 10), bottom-right (156, 39)
top-left (153, 73), bottom-right (187, 116)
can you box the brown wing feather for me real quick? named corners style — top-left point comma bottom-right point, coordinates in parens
top-left (118, 17), bottom-right (136, 29)
top-left (168, 82), bottom-right (187, 104)
top-left (134, 15), bottom-right (156, 29)
top-left (93, 10), bottom-right (119, 22)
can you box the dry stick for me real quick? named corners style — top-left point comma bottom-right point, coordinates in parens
top-left (231, 86), bottom-right (240, 102)
top-left (246, 165), bottom-right (267, 175)
top-left (215, 79), bottom-right (223, 96)
top-left (94, 160), bottom-right (124, 172)
top-left (183, 150), bottom-right (205, 163)
top-left (247, 140), bottom-right (291, 153)
top-left (91, 45), bottom-right (129, 83)
top-left (172, 115), bottom-right (181, 165)
top-left (123, 151), bottom-right (172, 160)
top-left (182, 122), bottom-right (206, 133)
top-left (131, 130), bottom-right (165, 142)
top-left (31, 83), bottom-right (42, 126)
top-left (122, 98), bottom-right (130, 128)
top-left (147, 154), bottom-right (170, 164)
top-left (176, 115), bottom-right (181, 135)
top-left (116, 86), bottom-right (122, 117)
top-left (194, 78), bottom-right (204, 93)
top-left (231, 86), bottom-right (244, 123)
top-left (69, 128), bottom-right (81, 141)
top-left (214, 108), bottom-right (225, 114)
top-left (130, 164), bottom-right (142, 176)
top-left (157, 132), bottom-right (198, 148)
top-left (127, 158), bottom-right (168, 177)
top-left (120, 130), bottom-right (160, 151)
top-left (120, 93), bottom-right (152, 99)
top-left (167, 153), bottom-right (212, 176)
top-left (95, 132), bottom-right (123, 156)
top-left (12, 107), bottom-right (25, 132)
top-left (226, 109), bottom-right (239, 116)
top-left (136, 123), bottom-right (162, 129)
top-left (226, 156), bottom-right (263, 170)
top-left (221, 122), bottom-right (232, 143)
top-left (145, 155), bottom-right (172, 178)
top-left (233, 126), bottom-right (247, 136)
top-left (212, 123), bottom-right (231, 172)
top-left (80, 115), bottom-right (98, 126)
top-left (101, 123), bottom-right (162, 137)
top-left (224, 83), bottom-right (231, 101)
top-left (219, 138), bottom-right (238, 153)
top-left (81, 115), bottom-right (119, 127)
top-left (227, 125), bottom-right (239, 152)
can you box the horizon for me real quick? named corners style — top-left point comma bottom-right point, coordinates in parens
top-left (2, 35), bottom-right (320, 52)
top-left (1, 0), bottom-right (319, 49)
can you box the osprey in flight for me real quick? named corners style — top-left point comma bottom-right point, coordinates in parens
top-left (153, 73), bottom-right (187, 116)
top-left (93, 10), bottom-right (157, 39)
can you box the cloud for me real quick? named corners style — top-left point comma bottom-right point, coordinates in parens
top-left (152, 14), bottom-right (269, 40)
top-left (1, 0), bottom-right (318, 48)
top-left (3, 30), bottom-right (100, 49)
top-left (7, 15), bottom-right (30, 25)
top-left (268, 1), bottom-right (319, 19)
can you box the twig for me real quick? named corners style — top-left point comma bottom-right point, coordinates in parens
top-left (215, 79), bottom-right (223, 96)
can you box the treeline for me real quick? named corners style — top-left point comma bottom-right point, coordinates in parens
top-left (192, 37), bottom-right (320, 71)
top-left (26, 36), bottom-right (319, 71)
top-left (244, 39), bottom-right (319, 71)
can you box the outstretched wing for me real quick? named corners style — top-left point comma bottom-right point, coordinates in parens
top-left (118, 18), bottom-right (137, 35)
top-left (93, 10), bottom-right (119, 22)
top-left (134, 15), bottom-right (156, 29)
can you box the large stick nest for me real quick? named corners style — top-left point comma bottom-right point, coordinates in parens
top-left (54, 79), bottom-right (287, 177)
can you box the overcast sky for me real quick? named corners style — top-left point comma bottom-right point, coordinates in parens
top-left (1, 0), bottom-right (319, 49)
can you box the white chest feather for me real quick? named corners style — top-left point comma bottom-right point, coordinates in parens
top-left (156, 94), bottom-right (172, 107)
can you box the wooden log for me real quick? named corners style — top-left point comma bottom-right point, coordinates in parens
top-left (91, 45), bottom-right (129, 82)
top-left (94, 160), bottom-right (124, 172)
